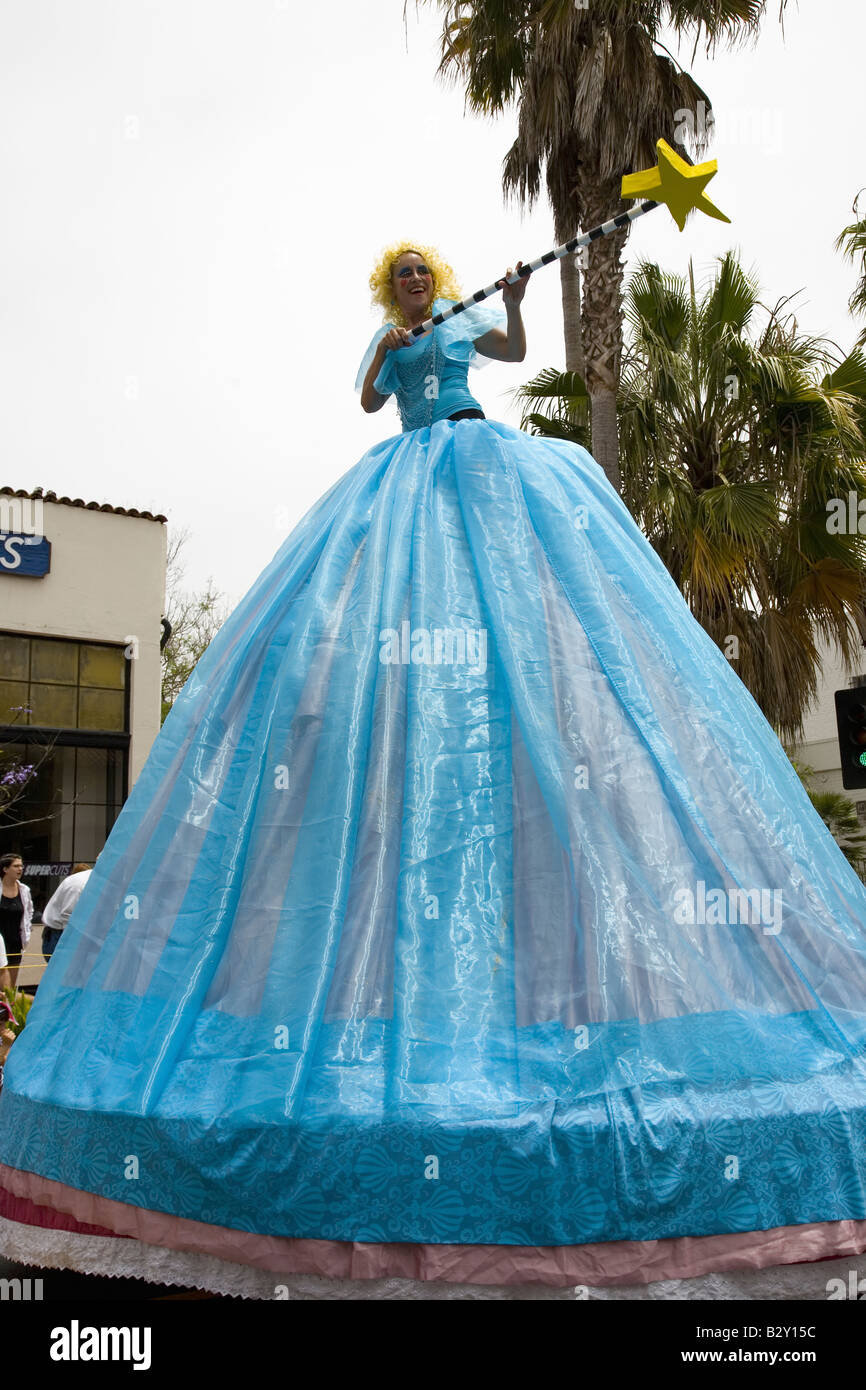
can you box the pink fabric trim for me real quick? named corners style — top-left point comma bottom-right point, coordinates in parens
top-left (2, 1162), bottom-right (865, 1289)
top-left (0, 1181), bottom-right (126, 1239)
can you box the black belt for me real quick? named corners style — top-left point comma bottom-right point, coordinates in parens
top-left (447, 408), bottom-right (485, 421)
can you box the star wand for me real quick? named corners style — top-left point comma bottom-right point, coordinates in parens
top-left (405, 139), bottom-right (730, 341)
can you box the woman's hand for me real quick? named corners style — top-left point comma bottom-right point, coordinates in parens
top-left (381, 326), bottom-right (414, 352)
top-left (362, 326), bottom-right (413, 412)
top-left (497, 261), bottom-right (529, 307)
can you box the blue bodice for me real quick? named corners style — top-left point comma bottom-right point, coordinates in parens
top-left (355, 296), bottom-right (508, 432)
top-left (376, 333), bottom-right (483, 430)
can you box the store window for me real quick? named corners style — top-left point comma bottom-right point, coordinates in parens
top-left (0, 633), bottom-right (127, 732)
top-left (0, 632), bottom-right (130, 922)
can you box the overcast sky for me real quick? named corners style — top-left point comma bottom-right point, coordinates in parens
top-left (1, 0), bottom-right (864, 608)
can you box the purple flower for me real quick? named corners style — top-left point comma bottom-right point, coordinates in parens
top-left (0, 766), bottom-right (33, 786)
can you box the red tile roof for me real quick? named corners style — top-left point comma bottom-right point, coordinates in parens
top-left (1, 486), bottom-right (167, 524)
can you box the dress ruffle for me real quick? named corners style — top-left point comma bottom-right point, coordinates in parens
top-left (4, 1166), bottom-right (866, 1298)
top-left (354, 296), bottom-right (507, 396)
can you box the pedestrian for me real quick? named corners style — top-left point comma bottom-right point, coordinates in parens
top-left (0, 933), bottom-right (9, 995)
top-left (0, 853), bottom-right (33, 989)
top-left (41, 862), bottom-right (93, 961)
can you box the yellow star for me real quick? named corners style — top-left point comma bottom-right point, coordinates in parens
top-left (620, 138), bottom-right (730, 231)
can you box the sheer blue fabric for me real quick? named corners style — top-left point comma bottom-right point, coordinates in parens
top-left (2, 347), bottom-right (866, 1247)
top-left (355, 297), bottom-right (507, 429)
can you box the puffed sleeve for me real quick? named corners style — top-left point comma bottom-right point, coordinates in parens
top-left (432, 296), bottom-right (508, 370)
top-left (355, 325), bottom-right (397, 396)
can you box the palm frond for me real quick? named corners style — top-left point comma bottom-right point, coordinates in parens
top-left (618, 250), bottom-right (866, 738)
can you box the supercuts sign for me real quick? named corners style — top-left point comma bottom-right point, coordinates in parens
top-left (0, 532), bottom-right (52, 576)
top-left (0, 497), bottom-right (50, 575)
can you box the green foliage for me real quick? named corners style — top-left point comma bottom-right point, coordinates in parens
top-left (420, 2), bottom-right (789, 487)
top-left (808, 791), bottom-right (866, 872)
top-left (617, 253), bottom-right (866, 740)
top-left (514, 253), bottom-right (866, 740)
top-left (160, 528), bottom-right (230, 724)
top-left (836, 191), bottom-right (866, 347)
top-left (161, 584), bottom-right (227, 723)
top-left (2, 987), bottom-right (34, 1035)
top-left (424, 1), bottom-right (783, 184)
top-left (788, 759), bottom-right (866, 879)
top-left (514, 367), bottom-right (591, 447)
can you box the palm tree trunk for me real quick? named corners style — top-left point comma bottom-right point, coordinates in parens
top-left (589, 387), bottom-right (620, 489)
top-left (559, 251), bottom-right (585, 378)
top-left (581, 172), bottom-right (627, 493)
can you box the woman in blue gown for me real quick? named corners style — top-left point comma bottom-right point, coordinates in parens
top-left (2, 238), bottom-right (866, 1289)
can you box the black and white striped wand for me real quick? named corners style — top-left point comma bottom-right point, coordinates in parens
top-left (407, 139), bottom-right (730, 342)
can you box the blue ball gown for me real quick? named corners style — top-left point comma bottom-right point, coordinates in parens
top-left (2, 296), bottom-right (866, 1291)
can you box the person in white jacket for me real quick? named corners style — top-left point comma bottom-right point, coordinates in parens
top-left (0, 853), bottom-right (33, 989)
top-left (0, 933), bottom-right (9, 994)
top-left (41, 863), bottom-right (93, 961)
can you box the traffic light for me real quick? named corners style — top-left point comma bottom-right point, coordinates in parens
top-left (834, 689), bottom-right (866, 789)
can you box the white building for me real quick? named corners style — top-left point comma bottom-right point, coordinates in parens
top-left (789, 631), bottom-right (866, 818)
top-left (0, 485), bottom-right (166, 914)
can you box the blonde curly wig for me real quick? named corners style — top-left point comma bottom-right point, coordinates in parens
top-left (368, 241), bottom-right (462, 328)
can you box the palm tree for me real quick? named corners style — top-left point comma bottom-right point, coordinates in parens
top-left (419, 0), bottom-right (789, 490)
top-left (789, 759), bottom-right (866, 880)
top-left (836, 192), bottom-right (866, 347)
top-left (515, 365), bottom-right (591, 447)
top-left (518, 252), bottom-right (866, 739)
top-left (810, 793), bottom-right (866, 878)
